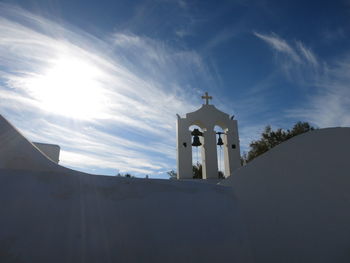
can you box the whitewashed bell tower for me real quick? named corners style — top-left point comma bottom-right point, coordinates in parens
top-left (176, 93), bottom-right (241, 179)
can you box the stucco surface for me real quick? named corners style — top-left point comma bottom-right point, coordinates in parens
top-left (221, 128), bottom-right (350, 263)
top-left (0, 114), bottom-right (252, 263)
top-left (0, 115), bottom-right (66, 173)
top-left (2, 113), bottom-right (350, 262)
top-left (32, 142), bottom-right (60, 163)
top-left (0, 170), bottom-right (253, 263)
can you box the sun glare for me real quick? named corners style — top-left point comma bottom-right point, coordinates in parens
top-left (26, 56), bottom-right (108, 119)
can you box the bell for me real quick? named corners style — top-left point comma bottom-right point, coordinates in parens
top-left (217, 133), bottom-right (224, 146)
top-left (192, 135), bottom-right (202, 147)
top-left (191, 128), bottom-right (203, 137)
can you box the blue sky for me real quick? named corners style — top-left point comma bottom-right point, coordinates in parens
top-left (1, 0), bottom-right (350, 178)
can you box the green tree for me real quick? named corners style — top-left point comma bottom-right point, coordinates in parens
top-left (167, 165), bottom-right (203, 179)
top-left (167, 170), bottom-right (177, 179)
top-left (116, 172), bottom-right (134, 178)
top-left (192, 163), bottom-right (224, 179)
top-left (244, 121), bottom-right (315, 163)
top-left (289, 121), bottom-right (315, 137)
top-left (192, 162), bottom-right (202, 179)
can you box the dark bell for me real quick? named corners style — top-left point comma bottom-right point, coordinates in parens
top-left (217, 136), bottom-right (224, 146)
top-left (217, 132), bottom-right (224, 146)
top-left (191, 128), bottom-right (203, 136)
top-left (192, 135), bottom-right (202, 147)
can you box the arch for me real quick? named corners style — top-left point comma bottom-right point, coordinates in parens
top-left (214, 121), bottom-right (229, 131)
top-left (214, 125), bottom-right (225, 178)
top-left (189, 125), bottom-right (204, 165)
top-left (188, 120), bottom-right (207, 131)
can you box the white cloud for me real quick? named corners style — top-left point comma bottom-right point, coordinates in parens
top-left (178, 0), bottom-right (188, 9)
top-left (254, 31), bottom-right (350, 129)
top-left (254, 31), bottom-right (328, 86)
top-left (204, 27), bottom-right (238, 51)
top-left (254, 31), bottom-right (301, 63)
top-left (296, 41), bottom-right (318, 67)
top-left (287, 57), bottom-right (350, 128)
top-left (175, 29), bottom-right (190, 38)
top-left (322, 27), bottom-right (345, 43)
top-left (0, 4), bottom-right (213, 177)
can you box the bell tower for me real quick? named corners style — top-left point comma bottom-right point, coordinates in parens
top-left (176, 93), bottom-right (241, 179)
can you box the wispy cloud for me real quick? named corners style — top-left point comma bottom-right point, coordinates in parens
top-left (296, 41), bottom-right (318, 67)
top-left (254, 31), bottom-right (350, 128)
top-left (286, 56), bottom-right (350, 127)
top-left (175, 29), bottom-right (190, 38)
top-left (254, 31), bottom-right (321, 82)
top-left (254, 31), bottom-right (302, 63)
top-left (322, 27), bottom-right (345, 44)
top-left (203, 27), bottom-right (238, 51)
top-left (0, 3), bottom-right (213, 177)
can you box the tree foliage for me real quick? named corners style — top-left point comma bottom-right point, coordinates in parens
top-left (244, 121), bottom-right (315, 163)
top-left (116, 172), bottom-right (135, 178)
top-left (193, 163), bottom-right (224, 179)
top-left (167, 170), bottom-right (177, 179)
top-left (168, 164), bottom-right (224, 179)
top-left (192, 162), bottom-right (203, 179)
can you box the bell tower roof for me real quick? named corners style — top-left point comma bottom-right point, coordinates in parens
top-left (177, 92), bottom-right (232, 130)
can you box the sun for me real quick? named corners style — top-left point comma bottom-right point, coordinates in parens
top-left (25, 56), bottom-right (108, 119)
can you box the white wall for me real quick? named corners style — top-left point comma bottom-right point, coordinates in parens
top-left (221, 128), bottom-right (350, 263)
top-left (33, 142), bottom-right (60, 163)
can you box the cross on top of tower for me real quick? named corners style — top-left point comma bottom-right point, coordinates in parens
top-left (201, 92), bottom-right (212, 105)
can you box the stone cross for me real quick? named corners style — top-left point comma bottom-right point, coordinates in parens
top-left (201, 92), bottom-right (212, 105)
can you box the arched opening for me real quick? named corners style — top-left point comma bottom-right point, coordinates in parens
top-left (214, 125), bottom-right (225, 179)
top-left (189, 125), bottom-right (204, 179)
